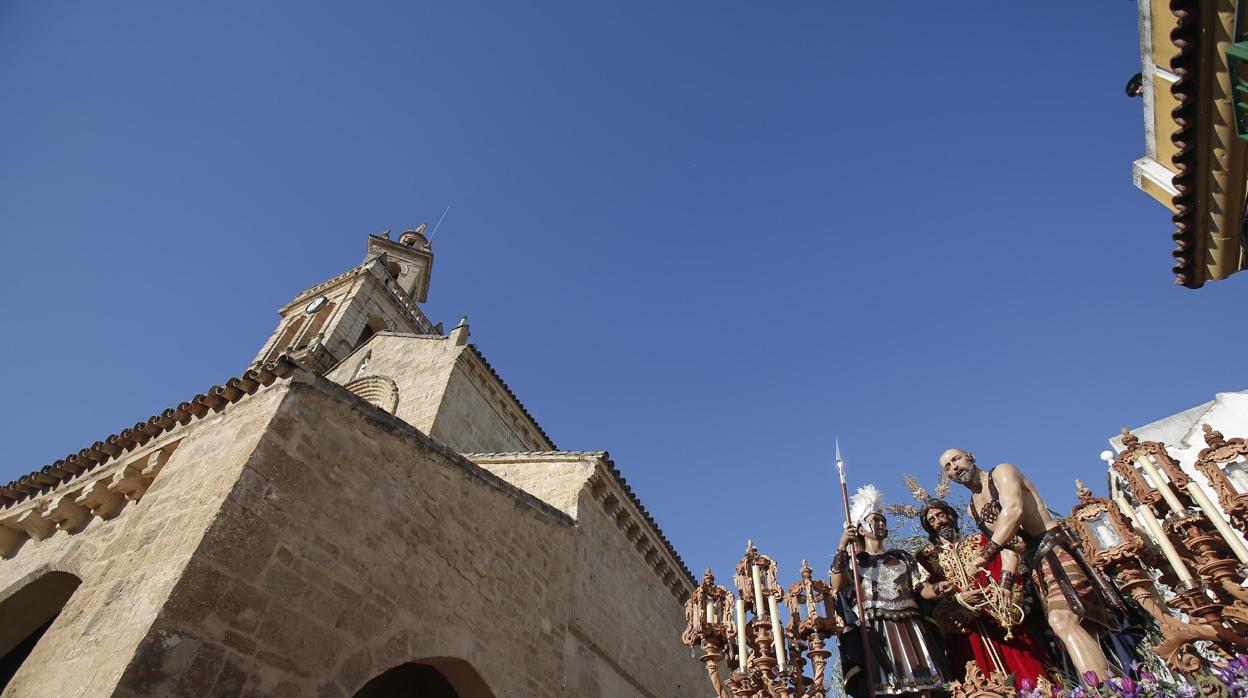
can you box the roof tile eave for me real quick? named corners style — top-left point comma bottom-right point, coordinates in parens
top-left (1166, 0), bottom-right (1202, 287)
top-left (0, 355), bottom-right (300, 508)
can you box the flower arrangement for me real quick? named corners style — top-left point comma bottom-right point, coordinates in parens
top-left (1013, 658), bottom-right (1248, 698)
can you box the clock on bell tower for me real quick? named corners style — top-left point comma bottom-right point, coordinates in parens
top-left (251, 225), bottom-right (438, 374)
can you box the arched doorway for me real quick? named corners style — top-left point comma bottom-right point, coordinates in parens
top-left (0, 571), bottom-right (81, 690)
top-left (352, 658), bottom-right (494, 698)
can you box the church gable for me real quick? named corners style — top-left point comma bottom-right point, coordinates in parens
top-left (323, 326), bottom-right (554, 455)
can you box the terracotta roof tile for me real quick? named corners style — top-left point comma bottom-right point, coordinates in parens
top-left (0, 355), bottom-right (299, 507)
top-left (1167, 0), bottom-right (1201, 286)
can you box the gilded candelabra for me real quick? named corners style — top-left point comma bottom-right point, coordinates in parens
top-left (1071, 477), bottom-right (1248, 672)
top-left (681, 543), bottom-right (841, 698)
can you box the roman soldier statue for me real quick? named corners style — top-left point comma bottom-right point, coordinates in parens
top-left (831, 485), bottom-right (949, 697)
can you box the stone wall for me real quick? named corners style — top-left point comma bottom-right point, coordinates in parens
top-left (0, 382), bottom-right (289, 697)
top-left (98, 374), bottom-right (702, 696)
top-left (4, 360), bottom-right (703, 696)
top-left (468, 452), bottom-right (702, 698)
top-left (430, 354), bottom-right (549, 453)
top-left (324, 333), bottom-right (458, 434)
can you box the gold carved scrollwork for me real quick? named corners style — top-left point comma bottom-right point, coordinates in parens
top-left (947, 661), bottom-right (1015, 698)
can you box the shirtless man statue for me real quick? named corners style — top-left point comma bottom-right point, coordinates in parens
top-left (939, 448), bottom-right (1116, 682)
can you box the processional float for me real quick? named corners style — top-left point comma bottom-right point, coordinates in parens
top-left (681, 444), bottom-right (1038, 698)
top-left (683, 426), bottom-right (1248, 696)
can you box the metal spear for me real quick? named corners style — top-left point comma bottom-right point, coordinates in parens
top-left (836, 440), bottom-right (877, 697)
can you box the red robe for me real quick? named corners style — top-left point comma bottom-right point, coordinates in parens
top-left (918, 534), bottom-right (1051, 691)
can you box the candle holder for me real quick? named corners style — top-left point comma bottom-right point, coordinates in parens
top-left (1068, 481), bottom-right (1232, 672)
top-left (681, 569), bottom-right (739, 698)
top-left (1193, 425), bottom-right (1248, 538)
top-left (1166, 510), bottom-right (1248, 606)
top-left (784, 561), bottom-right (842, 695)
top-left (1112, 429), bottom-right (1191, 518)
top-left (682, 543), bottom-right (838, 698)
top-left (1113, 429), bottom-right (1248, 582)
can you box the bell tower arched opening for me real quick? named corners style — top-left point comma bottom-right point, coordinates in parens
top-left (355, 315), bottom-right (388, 349)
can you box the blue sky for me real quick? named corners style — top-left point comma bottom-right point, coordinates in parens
top-left (2, 2), bottom-right (1246, 595)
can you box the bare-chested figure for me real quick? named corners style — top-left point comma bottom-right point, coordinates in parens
top-left (939, 448), bottom-right (1115, 681)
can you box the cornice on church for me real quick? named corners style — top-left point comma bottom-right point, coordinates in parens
top-left (0, 355), bottom-right (300, 509)
top-left (466, 450), bottom-right (695, 602)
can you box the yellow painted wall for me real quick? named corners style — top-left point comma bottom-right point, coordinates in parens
top-left (1141, 170), bottom-right (1180, 212)
top-left (1151, 2), bottom-right (1181, 70)
top-left (1152, 73), bottom-right (1183, 169)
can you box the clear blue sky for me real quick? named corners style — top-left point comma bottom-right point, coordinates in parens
top-left (2, 2), bottom-right (1245, 592)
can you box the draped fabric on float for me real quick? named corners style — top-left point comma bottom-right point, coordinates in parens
top-left (918, 534), bottom-right (1052, 691)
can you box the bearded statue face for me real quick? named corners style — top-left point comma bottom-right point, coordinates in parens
top-left (923, 502), bottom-right (960, 543)
top-left (940, 449), bottom-right (978, 486)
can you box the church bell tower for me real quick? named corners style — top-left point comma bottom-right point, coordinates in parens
top-left (251, 225), bottom-right (438, 373)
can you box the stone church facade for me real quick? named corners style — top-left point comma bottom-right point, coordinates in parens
top-left (0, 229), bottom-right (703, 697)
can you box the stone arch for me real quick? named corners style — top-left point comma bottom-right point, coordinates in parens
top-left (269, 315), bottom-right (306, 358)
top-left (0, 570), bottom-right (82, 690)
top-left (343, 375), bottom-right (400, 414)
top-left (355, 315), bottom-right (388, 349)
top-left (351, 658), bottom-right (495, 698)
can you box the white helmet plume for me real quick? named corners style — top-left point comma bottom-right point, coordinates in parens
top-left (849, 484), bottom-right (886, 527)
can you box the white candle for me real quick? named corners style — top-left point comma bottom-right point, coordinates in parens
top-left (706, 599), bottom-right (717, 625)
top-left (735, 596), bottom-right (748, 668)
top-left (1184, 479), bottom-right (1248, 564)
top-left (1114, 496), bottom-right (1137, 524)
top-left (1115, 496), bottom-right (1145, 540)
top-left (1137, 504), bottom-right (1195, 585)
top-left (1139, 455), bottom-right (1186, 515)
top-left (768, 593), bottom-right (787, 671)
top-left (751, 564), bottom-right (766, 614)
top-left (1132, 505), bottom-right (1158, 544)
